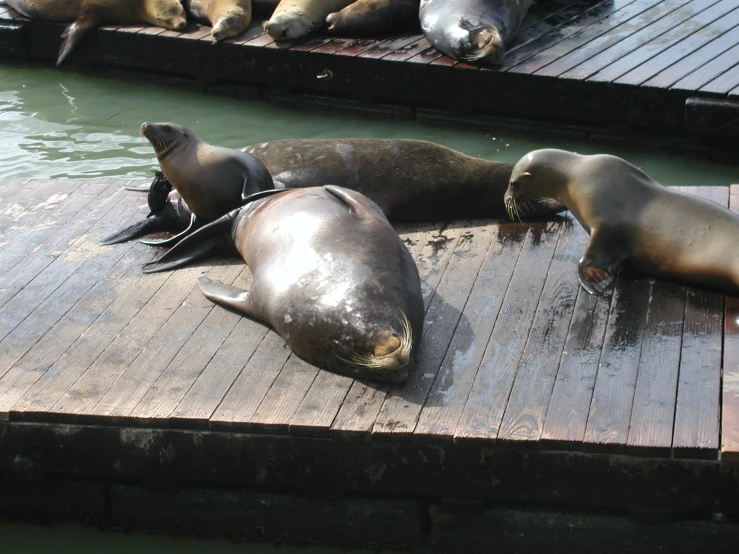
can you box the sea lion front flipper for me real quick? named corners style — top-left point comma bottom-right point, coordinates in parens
top-left (197, 277), bottom-right (262, 320)
top-left (58, 10), bottom-right (98, 66)
top-left (577, 232), bottom-right (628, 296)
top-left (140, 214), bottom-right (201, 247)
top-left (142, 210), bottom-right (239, 274)
top-left (323, 185), bottom-right (383, 220)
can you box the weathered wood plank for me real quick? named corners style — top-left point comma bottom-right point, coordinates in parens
top-left (497, 221), bottom-right (587, 443)
top-left (699, 59), bottom-right (739, 95)
top-left (672, 186), bottom-right (724, 459)
top-left (373, 222), bottom-right (497, 439)
top-left (561, 0), bottom-right (717, 81)
top-left (0, 178), bottom-right (78, 233)
top-left (721, 185), bottom-right (739, 461)
top-left (380, 37), bottom-right (430, 62)
top-left (289, 370), bottom-right (354, 436)
top-left (455, 222), bottom-right (562, 443)
top-left (587, 0), bottom-right (734, 83)
top-left (358, 35), bottom-right (423, 60)
top-left (672, 42), bottom-right (739, 91)
top-left (583, 275), bottom-right (652, 453)
top-left (413, 223), bottom-right (528, 441)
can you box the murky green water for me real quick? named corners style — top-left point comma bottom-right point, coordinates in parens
top-left (1, 62), bottom-right (736, 184)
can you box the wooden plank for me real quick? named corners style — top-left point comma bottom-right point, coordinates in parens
top-left (510, 0), bottom-right (666, 75)
top-left (358, 34), bottom-right (422, 60)
top-left (583, 275), bottom-right (652, 453)
top-left (501, 0), bottom-right (640, 70)
top-left (373, 222), bottom-right (497, 439)
top-left (0, 178), bottom-right (79, 233)
top-left (406, 46), bottom-right (443, 65)
top-left (643, 19), bottom-right (739, 88)
top-left (535, 0), bottom-right (693, 78)
top-left (413, 223), bottom-right (528, 441)
top-left (497, 221), bottom-right (587, 443)
top-left (671, 186), bottom-right (723, 459)
top-left (289, 370), bottom-right (354, 436)
top-left (722, 184), bottom-right (739, 461)
top-left (625, 280), bottom-right (686, 457)
top-left (454, 222), bottom-right (562, 443)
top-left (587, 0), bottom-right (734, 83)
top-left (381, 37), bottom-right (430, 62)
top-left (672, 43), bottom-right (739, 91)
top-left (562, 0), bottom-right (720, 81)
top-left (87, 263), bottom-right (246, 422)
top-left (614, 2), bottom-right (739, 86)
top-left (700, 61), bottom-right (739, 95)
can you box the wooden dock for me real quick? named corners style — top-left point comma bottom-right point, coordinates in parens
top-left (2, 177), bottom-right (739, 548)
top-left (1, 0), bottom-right (738, 148)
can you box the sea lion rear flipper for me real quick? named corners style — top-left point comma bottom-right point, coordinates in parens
top-left (142, 210), bottom-right (239, 274)
top-left (577, 232), bottom-right (628, 295)
top-left (140, 214), bottom-right (200, 247)
top-left (58, 10), bottom-right (98, 66)
top-left (323, 185), bottom-right (383, 220)
top-left (197, 277), bottom-right (261, 319)
top-left (101, 217), bottom-right (169, 246)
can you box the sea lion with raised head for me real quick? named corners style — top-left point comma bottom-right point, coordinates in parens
top-left (505, 148), bottom-right (739, 296)
top-left (6, 0), bottom-right (187, 65)
top-left (136, 122), bottom-right (274, 246)
top-left (419, 0), bottom-right (532, 65)
top-left (327, 0), bottom-right (420, 36)
top-left (265, 0), bottom-right (354, 40)
top-left (185, 0), bottom-right (251, 40)
top-left (143, 186), bottom-right (424, 384)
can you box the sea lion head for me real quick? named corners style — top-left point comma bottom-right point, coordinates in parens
top-left (140, 0), bottom-right (188, 31)
top-left (140, 122), bottom-right (197, 160)
top-left (212, 14), bottom-right (240, 41)
top-left (504, 149), bottom-right (568, 220)
top-left (264, 10), bottom-right (314, 40)
top-left (453, 19), bottom-right (504, 65)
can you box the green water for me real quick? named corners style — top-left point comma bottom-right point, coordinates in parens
top-left (1, 62), bottom-right (737, 184)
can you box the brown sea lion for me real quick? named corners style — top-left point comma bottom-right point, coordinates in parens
top-left (185, 0), bottom-right (251, 41)
top-left (327, 0), bottom-right (420, 36)
top-left (6, 0), bottom-right (187, 65)
top-left (264, 0), bottom-right (354, 40)
top-left (419, 0), bottom-right (532, 64)
top-left (143, 186), bottom-right (424, 384)
top-left (504, 148), bottom-right (739, 296)
top-left (135, 122), bottom-right (274, 246)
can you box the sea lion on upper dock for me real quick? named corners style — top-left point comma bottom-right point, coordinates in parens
top-left (143, 186), bottom-right (424, 385)
top-left (419, 0), bottom-right (532, 65)
top-left (327, 0), bottom-right (420, 36)
top-left (504, 148), bottom-right (739, 296)
top-left (184, 0), bottom-right (251, 41)
top-left (264, 0), bottom-right (354, 40)
top-left (6, 0), bottom-right (187, 65)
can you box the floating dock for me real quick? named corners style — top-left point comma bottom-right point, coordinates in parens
top-left (0, 0), bottom-right (738, 148)
top-left (2, 178), bottom-right (739, 549)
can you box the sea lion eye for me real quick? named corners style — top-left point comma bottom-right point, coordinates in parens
top-left (182, 130), bottom-right (188, 137)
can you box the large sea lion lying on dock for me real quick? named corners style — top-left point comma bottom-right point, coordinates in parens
top-left (143, 186), bottom-right (424, 384)
top-left (6, 0), bottom-right (187, 65)
top-left (505, 148), bottom-right (739, 296)
top-left (327, 0), bottom-right (420, 36)
top-left (185, 0), bottom-right (251, 41)
top-left (264, 0), bottom-right (354, 40)
top-left (419, 0), bottom-right (532, 64)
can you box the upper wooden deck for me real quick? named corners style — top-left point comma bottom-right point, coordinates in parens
top-left (2, 178), bottom-right (739, 529)
top-left (0, 0), bottom-right (738, 145)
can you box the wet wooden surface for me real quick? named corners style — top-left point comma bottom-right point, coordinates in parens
top-left (0, 0), bottom-right (738, 139)
top-left (0, 178), bottom-right (734, 463)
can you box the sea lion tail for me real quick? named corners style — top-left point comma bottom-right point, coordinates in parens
top-left (142, 210), bottom-right (238, 274)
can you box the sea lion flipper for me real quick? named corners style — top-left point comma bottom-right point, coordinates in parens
top-left (140, 214), bottom-right (200, 247)
top-left (577, 260), bottom-right (616, 296)
top-left (58, 10), bottom-right (98, 66)
top-left (197, 277), bottom-right (261, 319)
top-left (323, 185), bottom-right (382, 220)
top-left (577, 233), bottom-right (627, 295)
top-left (101, 217), bottom-right (168, 246)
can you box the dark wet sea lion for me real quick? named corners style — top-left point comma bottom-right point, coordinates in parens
top-left (138, 122), bottom-right (274, 246)
top-left (6, 0), bottom-right (187, 65)
top-left (265, 0), bottom-right (354, 40)
top-left (185, 0), bottom-right (251, 40)
top-left (505, 148), bottom-right (739, 296)
top-left (101, 171), bottom-right (191, 245)
top-left (244, 138), bottom-right (563, 221)
top-left (419, 0), bottom-right (532, 64)
top-left (144, 186), bottom-right (424, 384)
top-left (327, 0), bottom-right (420, 36)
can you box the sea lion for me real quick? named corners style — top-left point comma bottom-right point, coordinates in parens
top-left (504, 148), bottom-right (739, 296)
top-left (143, 186), bottom-right (424, 384)
top-left (265, 0), bottom-right (354, 40)
top-left (136, 122), bottom-right (274, 247)
top-left (327, 0), bottom-right (420, 36)
top-left (419, 0), bottom-right (532, 65)
top-left (101, 171), bottom-right (191, 245)
top-left (6, 0), bottom-right (187, 66)
top-left (185, 0), bottom-right (251, 41)
top-left (244, 138), bottom-right (564, 221)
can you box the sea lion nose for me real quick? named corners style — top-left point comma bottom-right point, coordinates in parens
top-left (140, 122), bottom-right (149, 133)
top-left (174, 19), bottom-right (186, 31)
